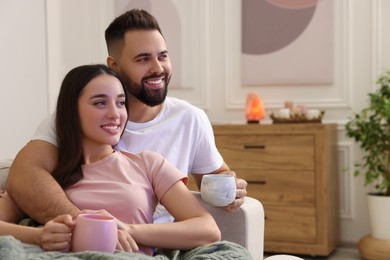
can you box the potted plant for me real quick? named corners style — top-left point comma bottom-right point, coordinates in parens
top-left (345, 70), bottom-right (390, 197)
top-left (345, 70), bottom-right (390, 258)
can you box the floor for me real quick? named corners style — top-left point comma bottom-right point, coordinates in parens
top-left (264, 246), bottom-right (362, 260)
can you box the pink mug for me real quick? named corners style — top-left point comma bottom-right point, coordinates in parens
top-left (71, 213), bottom-right (118, 253)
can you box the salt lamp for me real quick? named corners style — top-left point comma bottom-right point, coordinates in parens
top-left (245, 93), bottom-right (265, 124)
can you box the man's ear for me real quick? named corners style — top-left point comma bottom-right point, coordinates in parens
top-left (107, 56), bottom-right (118, 72)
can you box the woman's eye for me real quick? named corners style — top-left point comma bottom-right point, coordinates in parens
top-left (117, 100), bottom-right (126, 107)
top-left (93, 101), bottom-right (105, 106)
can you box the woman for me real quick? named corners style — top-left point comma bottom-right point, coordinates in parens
top-left (0, 64), bottom-right (220, 255)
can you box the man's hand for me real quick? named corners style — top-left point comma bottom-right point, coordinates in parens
top-left (223, 171), bottom-right (248, 212)
top-left (193, 164), bottom-right (249, 212)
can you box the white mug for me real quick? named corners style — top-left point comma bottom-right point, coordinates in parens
top-left (200, 173), bottom-right (236, 206)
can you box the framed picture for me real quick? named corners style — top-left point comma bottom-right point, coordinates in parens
top-left (242, 0), bottom-right (334, 86)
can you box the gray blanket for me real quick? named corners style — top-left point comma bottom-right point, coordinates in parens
top-left (0, 236), bottom-right (253, 260)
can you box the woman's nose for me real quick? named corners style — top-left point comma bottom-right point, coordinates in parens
top-left (107, 103), bottom-right (120, 118)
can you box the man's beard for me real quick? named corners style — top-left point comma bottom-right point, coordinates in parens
top-left (120, 72), bottom-right (170, 107)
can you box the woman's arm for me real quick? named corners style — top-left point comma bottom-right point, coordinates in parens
top-left (0, 193), bottom-right (22, 223)
top-left (0, 197), bottom-right (74, 251)
top-left (0, 215), bottom-right (74, 251)
top-left (0, 221), bottom-right (42, 245)
top-left (0, 195), bottom-right (41, 245)
top-left (6, 140), bottom-right (80, 223)
top-left (126, 181), bottom-right (221, 250)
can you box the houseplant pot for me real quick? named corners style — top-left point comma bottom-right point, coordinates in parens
top-left (345, 70), bottom-right (390, 259)
top-left (366, 194), bottom-right (390, 239)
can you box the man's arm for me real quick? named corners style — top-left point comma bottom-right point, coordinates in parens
top-left (6, 140), bottom-right (80, 224)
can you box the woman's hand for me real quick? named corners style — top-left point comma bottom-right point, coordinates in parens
top-left (78, 209), bottom-right (139, 252)
top-left (116, 226), bottom-right (139, 252)
top-left (40, 214), bottom-right (74, 252)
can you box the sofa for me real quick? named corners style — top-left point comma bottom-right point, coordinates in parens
top-left (0, 158), bottom-right (265, 260)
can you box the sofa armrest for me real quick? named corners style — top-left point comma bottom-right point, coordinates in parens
top-left (192, 191), bottom-right (264, 260)
top-left (0, 158), bottom-right (13, 190)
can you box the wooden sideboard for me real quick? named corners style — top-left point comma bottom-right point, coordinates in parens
top-left (190, 123), bottom-right (340, 256)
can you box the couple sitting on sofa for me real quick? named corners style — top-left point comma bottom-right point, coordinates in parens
top-left (0, 63), bottom-right (250, 258)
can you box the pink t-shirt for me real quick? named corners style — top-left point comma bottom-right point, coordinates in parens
top-left (66, 150), bottom-right (187, 255)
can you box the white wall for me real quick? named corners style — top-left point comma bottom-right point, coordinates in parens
top-left (1, 0), bottom-right (390, 247)
top-left (45, 0), bottom-right (111, 112)
top-left (0, 0), bottom-right (48, 159)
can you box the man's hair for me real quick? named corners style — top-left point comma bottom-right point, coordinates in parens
top-left (105, 9), bottom-right (163, 56)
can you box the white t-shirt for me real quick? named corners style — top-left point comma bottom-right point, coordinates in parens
top-left (32, 97), bottom-right (224, 223)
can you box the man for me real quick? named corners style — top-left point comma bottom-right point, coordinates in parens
top-left (7, 9), bottom-right (247, 224)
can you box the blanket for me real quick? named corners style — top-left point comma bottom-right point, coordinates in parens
top-left (0, 236), bottom-right (253, 260)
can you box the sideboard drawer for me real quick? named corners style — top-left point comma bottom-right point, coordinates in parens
top-left (264, 205), bottom-right (316, 243)
top-left (241, 169), bottom-right (315, 206)
top-left (214, 134), bottom-right (314, 171)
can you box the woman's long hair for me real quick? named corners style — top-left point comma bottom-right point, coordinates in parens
top-left (52, 64), bottom-right (128, 189)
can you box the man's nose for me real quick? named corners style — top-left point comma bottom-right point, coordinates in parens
top-left (150, 59), bottom-right (164, 74)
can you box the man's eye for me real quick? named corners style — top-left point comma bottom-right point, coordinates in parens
top-left (137, 57), bottom-right (149, 62)
top-left (159, 54), bottom-right (168, 61)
